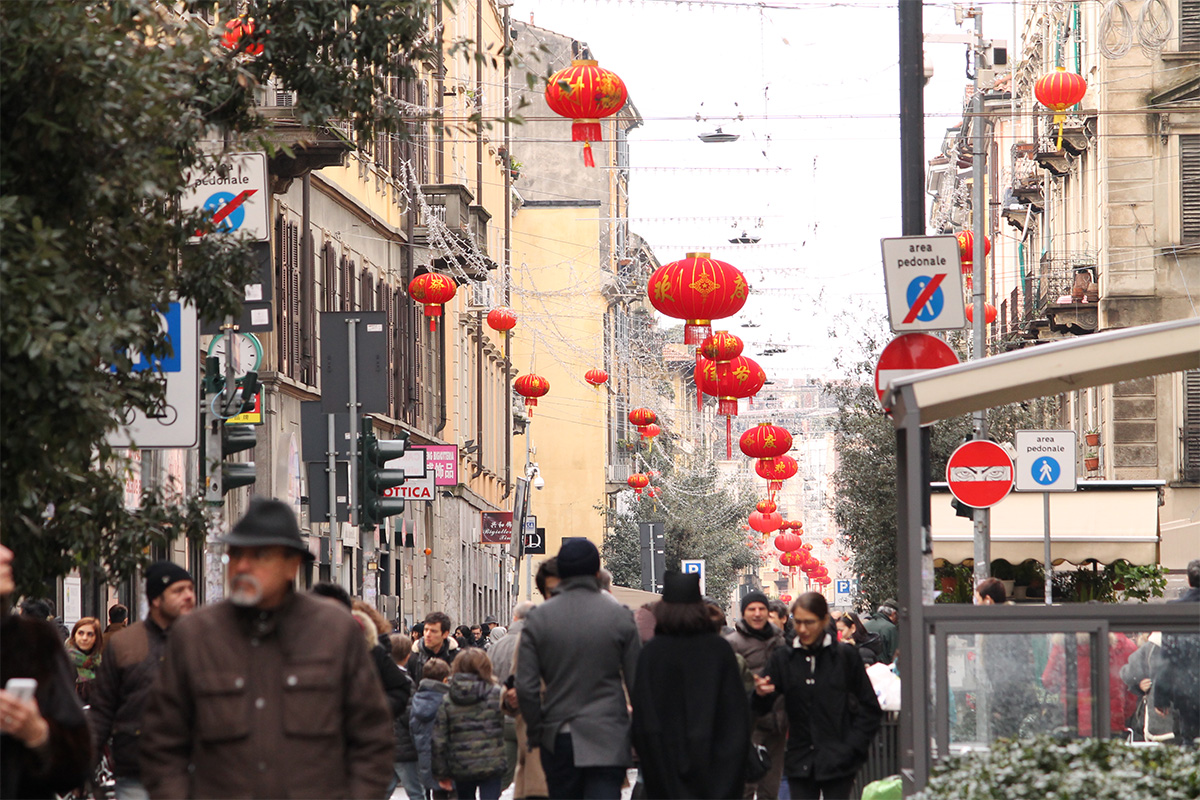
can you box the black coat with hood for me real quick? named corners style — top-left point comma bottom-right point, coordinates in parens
top-left (753, 633), bottom-right (883, 782)
top-left (431, 673), bottom-right (505, 782)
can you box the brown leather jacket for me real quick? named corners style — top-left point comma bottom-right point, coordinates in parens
top-left (87, 618), bottom-right (169, 778)
top-left (140, 591), bottom-right (393, 799)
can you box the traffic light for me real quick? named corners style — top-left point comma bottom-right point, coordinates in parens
top-left (358, 419), bottom-right (408, 529)
top-left (202, 360), bottom-right (259, 502)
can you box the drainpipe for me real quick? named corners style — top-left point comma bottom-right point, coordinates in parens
top-left (502, 0), bottom-right (512, 499)
top-left (436, 1), bottom-right (445, 182)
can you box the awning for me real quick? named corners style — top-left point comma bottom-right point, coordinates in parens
top-left (930, 482), bottom-right (1162, 565)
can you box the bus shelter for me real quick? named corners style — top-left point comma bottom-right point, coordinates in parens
top-left (885, 317), bottom-right (1200, 793)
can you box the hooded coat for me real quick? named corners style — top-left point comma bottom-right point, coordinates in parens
top-left (431, 673), bottom-right (505, 782)
top-left (631, 632), bottom-right (749, 799)
top-left (753, 634), bottom-right (883, 782)
top-left (410, 679), bottom-right (451, 791)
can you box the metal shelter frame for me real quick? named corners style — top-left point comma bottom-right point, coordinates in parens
top-left (884, 317), bottom-right (1200, 793)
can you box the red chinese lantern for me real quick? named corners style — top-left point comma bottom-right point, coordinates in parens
top-left (756, 498), bottom-right (777, 514)
top-left (585, 369), bottom-right (609, 387)
top-left (756, 455), bottom-right (799, 499)
top-left (698, 355), bottom-right (767, 459)
top-left (1035, 66), bottom-right (1088, 149)
top-left (544, 59), bottom-right (628, 167)
top-left (221, 18), bottom-right (264, 56)
top-left (822, 537), bottom-right (834, 546)
top-left (647, 253), bottom-right (749, 346)
top-left (639, 423), bottom-right (661, 442)
top-left (780, 593), bottom-right (792, 603)
top-left (964, 302), bottom-right (998, 324)
top-left (627, 473), bottom-right (650, 496)
top-left (628, 407), bottom-right (657, 428)
top-left (780, 550), bottom-right (807, 568)
top-left (773, 532), bottom-right (803, 553)
top-left (748, 510), bottom-right (783, 534)
top-left (802, 542), bottom-right (813, 551)
top-left (739, 422), bottom-right (793, 460)
top-left (955, 231), bottom-right (992, 273)
top-left (514, 373), bottom-right (549, 415)
top-left (486, 307), bottom-right (517, 332)
top-left (408, 273), bottom-right (457, 331)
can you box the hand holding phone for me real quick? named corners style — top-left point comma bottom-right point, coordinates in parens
top-left (4, 678), bottom-right (37, 703)
top-left (2, 677), bottom-right (48, 747)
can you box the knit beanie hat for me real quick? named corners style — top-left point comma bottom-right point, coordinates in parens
top-left (740, 590), bottom-right (770, 615)
top-left (146, 561), bottom-right (193, 602)
top-left (557, 538), bottom-right (601, 579)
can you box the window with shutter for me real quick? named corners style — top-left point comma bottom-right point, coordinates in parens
top-left (1182, 0), bottom-right (1200, 50)
top-left (361, 269), bottom-right (374, 311)
top-left (275, 215), bottom-right (288, 371)
top-left (381, 282), bottom-right (395, 413)
top-left (1183, 370), bottom-right (1200, 483)
top-left (323, 244), bottom-right (337, 312)
top-left (1182, 135), bottom-right (1200, 241)
top-left (289, 222), bottom-right (301, 379)
top-left (342, 257), bottom-right (354, 311)
top-left (300, 229), bottom-right (315, 385)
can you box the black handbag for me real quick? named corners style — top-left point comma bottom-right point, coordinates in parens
top-left (745, 741), bottom-right (771, 783)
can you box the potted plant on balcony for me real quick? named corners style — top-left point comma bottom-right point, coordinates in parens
top-left (1084, 451), bottom-right (1099, 471)
top-left (1085, 428), bottom-right (1099, 447)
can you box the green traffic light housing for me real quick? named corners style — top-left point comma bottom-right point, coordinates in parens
top-left (359, 420), bottom-right (409, 528)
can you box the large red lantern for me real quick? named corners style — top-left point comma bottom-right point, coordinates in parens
top-left (628, 408), bottom-right (657, 428)
top-left (739, 423), bottom-right (793, 460)
top-left (955, 231), bottom-right (992, 273)
top-left (585, 369), bottom-right (609, 387)
top-left (408, 273), bottom-right (457, 331)
top-left (773, 532), bottom-right (803, 553)
top-left (514, 373), bottom-right (549, 415)
top-left (1035, 66), bottom-right (1088, 149)
top-left (780, 550), bottom-right (807, 569)
top-left (698, 355), bottom-right (766, 459)
top-left (756, 498), bottom-right (777, 514)
top-left (647, 253), bottom-right (749, 346)
top-left (544, 59), bottom-right (628, 167)
top-left (486, 307), bottom-right (517, 332)
top-left (627, 473), bottom-right (650, 496)
top-left (756, 455), bottom-right (799, 498)
top-left (964, 302), bottom-right (998, 324)
top-left (749, 510), bottom-right (783, 534)
top-left (639, 423), bottom-right (661, 442)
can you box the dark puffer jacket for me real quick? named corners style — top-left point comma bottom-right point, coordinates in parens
top-left (431, 673), bottom-right (506, 782)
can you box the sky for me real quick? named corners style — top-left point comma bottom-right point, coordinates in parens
top-left (510, 0), bottom-right (1014, 378)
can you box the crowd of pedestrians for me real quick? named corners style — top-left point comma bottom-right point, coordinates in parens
top-left (1, 500), bottom-right (1197, 800)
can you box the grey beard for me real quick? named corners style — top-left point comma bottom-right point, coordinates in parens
top-left (229, 575), bottom-right (263, 607)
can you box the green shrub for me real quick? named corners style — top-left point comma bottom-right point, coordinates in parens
top-left (917, 736), bottom-right (1200, 800)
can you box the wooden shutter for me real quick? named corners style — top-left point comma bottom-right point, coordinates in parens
top-left (1182, 135), bottom-right (1200, 241)
top-left (1184, 370), bottom-right (1200, 483)
top-left (342, 256), bottom-right (354, 311)
top-left (323, 243), bottom-right (337, 312)
top-left (1182, 0), bottom-right (1200, 50)
top-left (289, 223), bottom-right (301, 379)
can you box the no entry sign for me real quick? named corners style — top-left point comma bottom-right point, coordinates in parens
top-left (874, 333), bottom-right (959, 406)
top-left (946, 440), bottom-right (1014, 508)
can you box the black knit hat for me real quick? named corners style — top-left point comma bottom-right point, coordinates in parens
top-left (557, 538), bottom-right (601, 579)
top-left (740, 590), bottom-right (770, 615)
top-left (146, 561), bottom-right (193, 602)
top-left (662, 571), bottom-right (702, 604)
top-left (220, 498), bottom-right (314, 561)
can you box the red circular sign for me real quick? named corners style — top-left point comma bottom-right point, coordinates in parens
top-left (874, 333), bottom-right (959, 406)
top-left (946, 440), bottom-right (1014, 509)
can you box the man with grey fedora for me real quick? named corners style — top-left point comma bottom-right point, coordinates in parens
top-left (140, 498), bottom-right (393, 799)
top-left (517, 538), bottom-right (640, 800)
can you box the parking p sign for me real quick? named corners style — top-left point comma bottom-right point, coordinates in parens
top-left (835, 579), bottom-right (852, 607)
top-left (681, 559), bottom-right (706, 596)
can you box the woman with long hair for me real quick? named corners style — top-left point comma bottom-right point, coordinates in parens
top-left (631, 571), bottom-right (750, 799)
top-left (65, 618), bottom-right (103, 702)
top-left (835, 610), bottom-right (885, 667)
top-left (432, 648), bottom-right (505, 800)
top-left (753, 593), bottom-right (882, 800)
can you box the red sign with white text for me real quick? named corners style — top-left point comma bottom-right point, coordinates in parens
top-left (946, 440), bottom-right (1014, 509)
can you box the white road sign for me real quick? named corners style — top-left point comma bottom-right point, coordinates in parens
top-left (835, 579), bottom-right (852, 607)
top-left (1014, 430), bottom-right (1078, 492)
top-left (881, 236), bottom-right (966, 333)
top-left (108, 302), bottom-right (199, 449)
top-left (182, 153), bottom-right (269, 242)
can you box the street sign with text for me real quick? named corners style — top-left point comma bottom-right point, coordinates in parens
top-left (881, 235), bottom-right (966, 332)
top-left (1014, 430), bottom-right (1077, 492)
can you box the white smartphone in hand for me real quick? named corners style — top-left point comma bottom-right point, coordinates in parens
top-left (4, 678), bottom-right (37, 703)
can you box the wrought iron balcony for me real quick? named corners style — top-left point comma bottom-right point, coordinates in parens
top-left (414, 184), bottom-right (497, 280)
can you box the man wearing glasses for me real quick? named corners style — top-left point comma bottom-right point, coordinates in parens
top-left (140, 498), bottom-right (393, 799)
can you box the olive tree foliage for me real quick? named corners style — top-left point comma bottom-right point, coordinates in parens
top-left (601, 437), bottom-right (759, 611)
top-left (0, 0), bottom-right (434, 597)
top-left (823, 310), bottom-right (1058, 612)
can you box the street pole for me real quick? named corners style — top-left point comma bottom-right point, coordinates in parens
top-left (327, 412), bottom-right (338, 559)
top-left (899, 0), bottom-right (925, 236)
top-left (1043, 492), bottom-right (1053, 605)
top-left (970, 6), bottom-right (991, 586)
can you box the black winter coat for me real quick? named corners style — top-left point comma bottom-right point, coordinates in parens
top-left (853, 632), bottom-right (885, 667)
top-left (753, 634), bottom-right (882, 782)
top-left (631, 632), bottom-right (750, 799)
top-left (86, 619), bottom-right (169, 778)
top-left (393, 668), bottom-right (418, 762)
